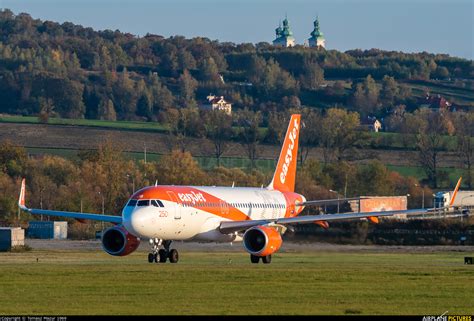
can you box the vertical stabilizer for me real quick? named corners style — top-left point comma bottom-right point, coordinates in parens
top-left (267, 114), bottom-right (301, 192)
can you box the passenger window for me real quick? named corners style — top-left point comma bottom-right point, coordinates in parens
top-left (137, 200), bottom-right (149, 206)
top-left (127, 199), bottom-right (137, 207)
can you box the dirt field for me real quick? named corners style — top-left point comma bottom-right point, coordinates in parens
top-left (0, 122), bottom-right (462, 167)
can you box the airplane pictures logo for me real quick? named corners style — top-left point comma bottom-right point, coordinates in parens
top-left (279, 118), bottom-right (299, 184)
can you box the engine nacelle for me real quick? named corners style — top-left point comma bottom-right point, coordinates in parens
top-left (101, 225), bottom-right (140, 256)
top-left (243, 226), bottom-right (282, 257)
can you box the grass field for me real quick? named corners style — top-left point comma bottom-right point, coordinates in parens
top-left (3, 114), bottom-right (472, 153)
top-left (0, 249), bottom-right (473, 315)
top-left (0, 115), bottom-right (169, 133)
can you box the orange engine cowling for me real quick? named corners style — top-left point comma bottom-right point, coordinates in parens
top-left (101, 225), bottom-right (140, 256)
top-left (243, 226), bottom-right (282, 257)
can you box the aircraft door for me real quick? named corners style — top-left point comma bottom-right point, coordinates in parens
top-left (166, 191), bottom-right (182, 219)
top-left (220, 200), bottom-right (229, 216)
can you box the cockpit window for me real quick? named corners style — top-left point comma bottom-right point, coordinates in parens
top-left (127, 199), bottom-right (137, 207)
top-left (137, 200), bottom-right (149, 207)
top-left (151, 200), bottom-right (164, 207)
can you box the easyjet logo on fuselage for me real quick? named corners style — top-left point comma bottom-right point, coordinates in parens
top-left (178, 191), bottom-right (207, 204)
top-left (279, 118), bottom-right (299, 184)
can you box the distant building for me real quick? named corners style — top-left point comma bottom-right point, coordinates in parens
top-left (27, 221), bottom-right (68, 239)
top-left (420, 93), bottom-right (452, 112)
top-left (200, 94), bottom-right (232, 115)
top-left (273, 17), bottom-right (296, 47)
top-left (308, 17), bottom-right (325, 48)
top-left (360, 116), bottom-right (382, 132)
top-left (349, 196), bottom-right (408, 220)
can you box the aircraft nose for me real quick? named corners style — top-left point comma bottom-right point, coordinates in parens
top-left (124, 208), bottom-right (151, 237)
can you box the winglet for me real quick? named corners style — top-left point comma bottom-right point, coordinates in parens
top-left (18, 178), bottom-right (27, 210)
top-left (449, 177), bottom-right (462, 207)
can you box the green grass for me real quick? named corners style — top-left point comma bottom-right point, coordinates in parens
top-left (3, 114), bottom-right (473, 152)
top-left (0, 249), bottom-right (472, 315)
top-left (0, 115), bottom-right (169, 133)
top-left (386, 165), bottom-right (465, 187)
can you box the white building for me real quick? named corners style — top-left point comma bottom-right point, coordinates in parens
top-left (200, 94), bottom-right (232, 115)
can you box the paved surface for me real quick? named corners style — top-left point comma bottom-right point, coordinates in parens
top-left (25, 239), bottom-right (474, 253)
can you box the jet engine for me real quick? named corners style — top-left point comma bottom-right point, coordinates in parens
top-left (243, 226), bottom-right (282, 257)
top-left (101, 225), bottom-right (140, 256)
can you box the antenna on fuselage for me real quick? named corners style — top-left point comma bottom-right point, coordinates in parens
top-left (232, 181), bottom-right (235, 188)
top-left (155, 180), bottom-right (158, 186)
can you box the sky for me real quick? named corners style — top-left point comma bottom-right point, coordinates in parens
top-left (1, 0), bottom-right (473, 59)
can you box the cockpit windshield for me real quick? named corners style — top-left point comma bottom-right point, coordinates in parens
top-left (137, 200), bottom-right (149, 207)
top-left (127, 199), bottom-right (164, 208)
top-left (127, 199), bottom-right (138, 207)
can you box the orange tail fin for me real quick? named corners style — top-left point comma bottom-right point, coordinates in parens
top-left (267, 114), bottom-right (301, 192)
top-left (449, 176), bottom-right (462, 207)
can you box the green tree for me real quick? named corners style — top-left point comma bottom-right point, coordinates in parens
top-left (136, 93), bottom-right (152, 120)
top-left (380, 75), bottom-right (399, 108)
top-left (351, 75), bottom-right (380, 116)
top-left (301, 60), bottom-right (324, 90)
top-left (178, 69), bottom-right (198, 107)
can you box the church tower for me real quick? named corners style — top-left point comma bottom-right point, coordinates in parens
top-left (273, 17), bottom-right (296, 47)
top-left (308, 17), bottom-right (325, 48)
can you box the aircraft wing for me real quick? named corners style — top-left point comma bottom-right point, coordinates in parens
top-left (18, 179), bottom-right (122, 224)
top-left (297, 197), bottom-right (367, 206)
top-left (219, 208), bottom-right (429, 234)
top-left (220, 177), bottom-right (462, 234)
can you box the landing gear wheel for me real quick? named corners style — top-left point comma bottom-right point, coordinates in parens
top-left (169, 249), bottom-right (179, 263)
top-left (262, 255), bottom-right (272, 264)
top-left (158, 249), bottom-right (167, 263)
top-left (250, 254), bottom-right (260, 264)
top-left (148, 253), bottom-right (155, 263)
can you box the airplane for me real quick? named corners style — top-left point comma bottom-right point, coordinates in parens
top-left (18, 114), bottom-right (463, 264)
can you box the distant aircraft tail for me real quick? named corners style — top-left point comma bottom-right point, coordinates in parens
top-left (449, 176), bottom-right (462, 207)
top-left (267, 114), bottom-right (301, 192)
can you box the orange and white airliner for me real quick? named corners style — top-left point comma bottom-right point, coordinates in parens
top-left (18, 114), bottom-right (462, 264)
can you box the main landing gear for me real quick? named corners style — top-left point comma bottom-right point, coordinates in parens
top-left (148, 239), bottom-right (179, 264)
top-left (250, 254), bottom-right (272, 264)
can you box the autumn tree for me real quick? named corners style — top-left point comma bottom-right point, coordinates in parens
top-left (351, 75), bottom-right (380, 117)
top-left (298, 108), bottom-right (322, 165)
top-left (236, 109), bottom-right (262, 168)
top-left (156, 150), bottom-right (207, 185)
top-left (300, 60), bottom-right (324, 90)
top-left (264, 111), bottom-right (289, 144)
top-left (98, 98), bottom-right (117, 121)
top-left (412, 108), bottom-right (454, 188)
top-left (454, 112), bottom-right (474, 188)
top-left (320, 108), bottom-right (363, 163)
top-left (204, 110), bottom-right (233, 166)
top-left (178, 69), bottom-right (198, 107)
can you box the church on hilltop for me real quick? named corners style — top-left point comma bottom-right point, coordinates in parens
top-left (273, 17), bottom-right (296, 47)
top-left (272, 16), bottom-right (325, 48)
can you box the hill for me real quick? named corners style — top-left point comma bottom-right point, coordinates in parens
top-left (0, 8), bottom-right (472, 122)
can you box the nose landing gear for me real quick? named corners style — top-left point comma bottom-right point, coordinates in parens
top-left (148, 239), bottom-right (179, 264)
